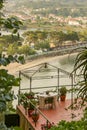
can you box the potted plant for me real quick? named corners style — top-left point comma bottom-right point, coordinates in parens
top-left (59, 86), bottom-right (67, 101)
top-left (19, 93), bottom-right (29, 114)
top-left (19, 93), bottom-right (27, 105)
top-left (46, 90), bottom-right (50, 95)
top-left (24, 91), bottom-right (35, 99)
top-left (28, 99), bottom-right (37, 117)
top-left (23, 99), bottom-right (29, 109)
top-left (31, 109), bottom-right (39, 123)
top-left (41, 122), bottom-right (54, 130)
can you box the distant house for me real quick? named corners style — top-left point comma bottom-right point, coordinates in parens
top-left (68, 19), bottom-right (80, 26)
top-left (49, 42), bottom-right (55, 48)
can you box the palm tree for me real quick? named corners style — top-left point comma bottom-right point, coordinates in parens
top-left (72, 47), bottom-right (87, 107)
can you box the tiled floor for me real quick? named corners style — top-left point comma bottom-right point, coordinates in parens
top-left (17, 99), bottom-right (83, 130)
top-left (40, 99), bottom-right (83, 124)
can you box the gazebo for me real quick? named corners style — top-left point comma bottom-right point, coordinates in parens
top-left (18, 62), bottom-right (75, 104)
top-left (16, 62), bottom-right (82, 130)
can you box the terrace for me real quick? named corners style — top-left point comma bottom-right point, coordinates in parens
top-left (17, 62), bottom-right (83, 130)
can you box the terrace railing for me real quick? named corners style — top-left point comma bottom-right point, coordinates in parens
top-left (18, 94), bottom-right (54, 130)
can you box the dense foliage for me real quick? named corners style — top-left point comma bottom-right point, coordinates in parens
top-left (72, 47), bottom-right (87, 108)
top-left (0, 29), bottom-right (87, 56)
top-left (0, 54), bottom-right (24, 115)
top-left (0, 1), bottom-right (23, 130)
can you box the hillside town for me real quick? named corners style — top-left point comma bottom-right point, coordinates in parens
top-left (3, 1), bottom-right (87, 28)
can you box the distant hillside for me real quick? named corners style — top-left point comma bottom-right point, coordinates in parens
top-left (5, 0), bottom-right (87, 9)
top-left (4, 0), bottom-right (87, 17)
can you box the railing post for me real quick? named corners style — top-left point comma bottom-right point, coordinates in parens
top-left (46, 120), bottom-right (49, 130)
top-left (34, 109), bottom-right (37, 127)
top-left (57, 68), bottom-right (60, 101)
top-left (18, 71), bottom-right (21, 105)
top-left (30, 77), bottom-right (32, 92)
top-left (71, 73), bottom-right (74, 109)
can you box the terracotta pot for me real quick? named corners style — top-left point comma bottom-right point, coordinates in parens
top-left (60, 95), bottom-right (66, 101)
top-left (31, 110), bottom-right (39, 122)
top-left (26, 95), bottom-right (34, 99)
top-left (28, 109), bottom-right (34, 117)
top-left (46, 91), bottom-right (49, 95)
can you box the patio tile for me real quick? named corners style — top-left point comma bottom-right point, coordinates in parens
top-left (17, 99), bottom-right (83, 130)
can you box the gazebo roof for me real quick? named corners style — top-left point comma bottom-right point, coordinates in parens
top-left (19, 62), bottom-right (71, 79)
top-left (19, 62), bottom-right (74, 94)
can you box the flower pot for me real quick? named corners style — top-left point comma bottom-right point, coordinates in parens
top-left (41, 122), bottom-right (54, 130)
top-left (24, 92), bottom-right (35, 99)
top-left (31, 110), bottom-right (39, 123)
top-left (46, 91), bottom-right (49, 95)
top-left (60, 95), bottom-right (66, 101)
top-left (28, 109), bottom-right (34, 117)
